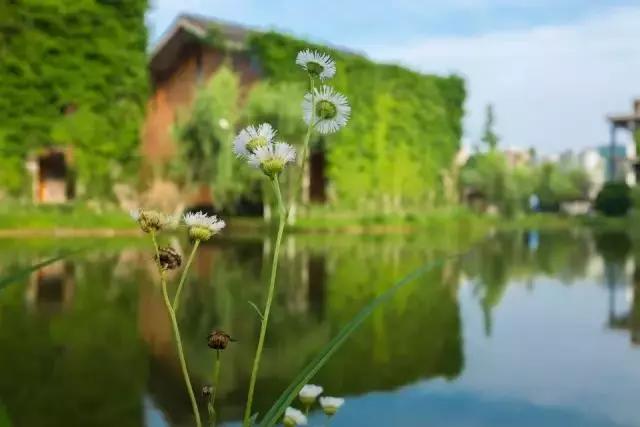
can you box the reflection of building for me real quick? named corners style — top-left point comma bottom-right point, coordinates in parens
top-left (26, 261), bottom-right (75, 312)
top-left (607, 98), bottom-right (640, 182)
top-left (608, 263), bottom-right (640, 346)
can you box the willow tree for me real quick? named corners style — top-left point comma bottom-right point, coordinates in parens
top-left (244, 81), bottom-right (307, 220)
top-left (173, 66), bottom-right (255, 212)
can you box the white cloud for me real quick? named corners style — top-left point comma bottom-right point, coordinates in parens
top-left (363, 6), bottom-right (640, 153)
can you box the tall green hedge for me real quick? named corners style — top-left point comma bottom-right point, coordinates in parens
top-left (0, 0), bottom-right (148, 197)
top-left (249, 32), bottom-right (465, 209)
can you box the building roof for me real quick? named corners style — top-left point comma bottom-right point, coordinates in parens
top-left (149, 13), bottom-right (365, 81)
top-left (149, 14), bottom-right (252, 79)
top-left (608, 113), bottom-right (640, 129)
top-left (607, 99), bottom-right (640, 130)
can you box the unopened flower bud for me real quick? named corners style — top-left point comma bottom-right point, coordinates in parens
top-left (283, 407), bottom-right (307, 426)
top-left (299, 384), bottom-right (323, 406)
top-left (319, 396), bottom-right (345, 416)
top-left (207, 330), bottom-right (235, 350)
top-left (155, 247), bottom-right (182, 270)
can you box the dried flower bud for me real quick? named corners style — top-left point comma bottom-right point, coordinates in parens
top-left (131, 209), bottom-right (173, 233)
top-left (155, 247), bottom-right (182, 270)
top-left (202, 385), bottom-right (213, 398)
top-left (208, 330), bottom-right (235, 350)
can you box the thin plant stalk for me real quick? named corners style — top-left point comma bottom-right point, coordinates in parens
top-left (243, 177), bottom-right (287, 426)
top-left (173, 239), bottom-right (201, 312)
top-left (300, 77), bottom-right (315, 183)
top-left (151, 232), bottom-right (202, 427)
top-left (209, 350), bottom-right (222, 426)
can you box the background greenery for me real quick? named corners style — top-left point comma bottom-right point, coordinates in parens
top-left (0, 0), bottom-right (148, 198)
top-left (247, 32), bottom-right (465, 211)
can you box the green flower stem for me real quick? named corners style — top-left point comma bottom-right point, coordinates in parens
top-left (243, 176), bottom-right (287, 426)
top-left (299, 77), bottom-right (316, 183)
top-left (173, 239), bottom-right (201, 313)
top-left (151, 232), bottom-right (202, 427)
top-left (210, 350), bottom-right (222, 426)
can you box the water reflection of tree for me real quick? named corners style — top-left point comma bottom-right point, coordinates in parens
top-left (139, 235), bottom-right (467, 422)
top-left (595, 230), bottom-right (640, 346)
top-left (464, 230), bottom-right (594, 336)
top-left (0, 250), bottom-right (147, 427)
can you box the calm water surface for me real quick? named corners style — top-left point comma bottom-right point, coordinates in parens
top-left (0, 229), bottom-right (638, 427)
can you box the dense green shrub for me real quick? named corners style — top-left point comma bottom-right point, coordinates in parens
top-left (0, 0), bottom-right (148, 197)
top-left (248, 32), bottom-right (465, 209)
top-left (595, 182), bottom-right (632, 217)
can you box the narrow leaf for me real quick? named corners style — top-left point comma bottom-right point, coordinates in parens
top-left (0, 249), bottom-right (86, 291)
top-left (248, 300), bottom-right (264, 321)
top-left (259, 248), bottom-right (472, 427)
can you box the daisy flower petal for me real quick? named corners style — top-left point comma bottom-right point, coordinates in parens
top-left (233, 123), bottom-right (276, 157)
top-left (247, 141), bottom-right (296, 177)
top-left (296, 49), bottom-right (336, 80)
top-left (302, 86), bottom-right (351, 134)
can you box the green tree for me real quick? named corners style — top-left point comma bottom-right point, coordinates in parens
top-left (248, 32), bottom-right (465, 210)
top-left (173, 67), bottom-right (251, 211)
top-left (481, 104), bottom-right (500, 150)
top-left (0, 0), bottom-right (148, 197)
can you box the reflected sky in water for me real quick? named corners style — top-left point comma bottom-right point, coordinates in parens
top-left (0, 229), bottom-right (638, 427)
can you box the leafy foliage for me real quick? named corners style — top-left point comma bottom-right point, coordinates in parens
top-left (481, 104), bottom-right (499, 150)
top-left (248, 32), bottom-right (466, 209)
top-left (461, 152), bottom-right (591, 215)
top-left (172, 66), bottom-right (256, 210)
top-left (595, 181), bottom-right (632, 217)
top-left (0, 0), bottom-right (148, 197)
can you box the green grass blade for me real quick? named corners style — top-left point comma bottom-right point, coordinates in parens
top-left (259, 247), bottom-right (473, 427)
top-left (0, 249), bottom-right (86, 291)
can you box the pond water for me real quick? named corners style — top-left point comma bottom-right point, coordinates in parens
top-left (0, 229), bottom-right (638, 427)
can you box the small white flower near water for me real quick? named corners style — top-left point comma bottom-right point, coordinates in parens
top-left (248, 142), bottom-right (296, 178)
top-left (283, 407), bottom-right (307, 427)
top-left (298, 384), bottom-right (323, 406)
top-left (233, 123), bottom-right (276, 157)
top-left (319, 396), bottom-right (345, 416)
top-left (303, 85), bottom-right (351, 134)
top-left (183, 211), bottom-right (225, 241)
top-left (296, 49), bottom-right (336, 80)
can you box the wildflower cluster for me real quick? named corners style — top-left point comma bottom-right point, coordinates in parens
top-left (135, 47), bottom-right (352, 427)
top-left (237, 48), bottom-right (350, 427)
top-left (283, 384), bottom-right (345, 426)
top-left (296, 49), bottom-right (350, 135)
top-left (233, 123), bottom-right (296, 179)
top-left (132, 208), bottom-right (227, 427)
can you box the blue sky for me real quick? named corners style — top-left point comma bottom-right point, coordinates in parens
top-left (147, 0), bottom-right (640, 153)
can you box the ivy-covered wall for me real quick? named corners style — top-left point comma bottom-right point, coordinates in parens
top-left (249, 32), bottom-right (466, 209)
top-left (0, 0), bottom-right (148, 197)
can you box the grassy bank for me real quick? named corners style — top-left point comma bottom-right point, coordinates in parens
top-left (0, 202), bottom-right (627, 237)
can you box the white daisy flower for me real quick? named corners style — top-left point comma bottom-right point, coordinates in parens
top-left (319, 396), bottom-right (345, 416)
top-left (233, 123), bottom-right (276, 157)
top-left (183, 211), bottom-right (226, 241)
top-left (296, 49), bottom-right (336, 80)
top-left (248, 142), bottom-right (296, 178)
top-left (303, 86), bottom-right (350, 134)
top-left (299, 384), bottom-right (323, 406)
top-left (283, 407), bottom-right (307, 427)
